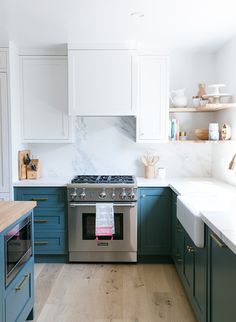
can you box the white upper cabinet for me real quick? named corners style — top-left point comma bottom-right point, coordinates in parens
top-left (0, 73), bottom-right (10, 193)
top-left (21, 56), bottom-right (73, 143)
top-left (68, 44), bottom-right (137, 116)
top-left (136, 55), bottom-right (169, 142)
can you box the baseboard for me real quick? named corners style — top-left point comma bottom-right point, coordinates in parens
top-left (35, 254), bottom-right (68, 263)
top-left (138, 254), bottom-right (173, 264)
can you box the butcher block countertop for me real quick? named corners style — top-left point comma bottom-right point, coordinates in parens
top-left (0, 201), bottom-right (36, 233)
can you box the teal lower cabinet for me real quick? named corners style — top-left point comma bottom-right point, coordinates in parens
top-left (14, 187), bottom-right (68, 263)
top-left (172, 193), bottom-right (207, 322)
top-left (0, 211), bottom-right (34, 322)
top-left (5, 258), bottom-right (34, 322)
top-left (172, 192), bottom-right (184, 274)
top-left (208, 229), bottom-right (236, 322)
top-left (182, 230), bottom-right (207, 322)
top-left (138, 187), bottom-right (172, 262)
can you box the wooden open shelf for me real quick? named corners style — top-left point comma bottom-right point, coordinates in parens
top-left (169, 103), bottom-right (236, 113)
top-left (168, 140), bottom-right (234, 143)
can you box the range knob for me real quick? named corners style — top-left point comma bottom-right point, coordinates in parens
top-left (120, 188), bottom-right (127, 200)
top-left (99, 188), bottom-right (106, 199)
top-left (79, 188), bottom-right (86, 200)
top-left (128, 188), bottom-right (136, 200)
top-left (70, 188), bottom-right (77, 200)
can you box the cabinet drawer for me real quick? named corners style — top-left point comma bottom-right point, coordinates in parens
top-left (5, 259), bottom-right (33, 322)
top-left (34, 208), bottom-right (66, 231)
top-left (34, 232), bottom-right (66, 254)
top-left (15, 187), bottom-right (66, 208)
top-left (0, 51), bottom-right (7, 70)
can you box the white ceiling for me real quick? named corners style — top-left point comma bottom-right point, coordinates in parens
top-left (0, 0), bottom-right (236, 52)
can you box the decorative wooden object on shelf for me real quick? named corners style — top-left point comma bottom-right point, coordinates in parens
top-left (169, 103), bottom-right (236, 113)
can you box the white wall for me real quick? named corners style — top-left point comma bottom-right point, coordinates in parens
top-left (211, 35), bottom-right (236, 186)
top-left (170, 51), bottom-right (216, 102)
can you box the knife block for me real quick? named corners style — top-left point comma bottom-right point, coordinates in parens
top-left (27, 159), bottom-right (41, 179)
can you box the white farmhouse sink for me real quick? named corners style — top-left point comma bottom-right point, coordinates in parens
top-left (177, 195), bottom-right (235, 248)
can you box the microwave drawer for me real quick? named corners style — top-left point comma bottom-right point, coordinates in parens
top-left (5, 258), bottom-right (33, 322)
top-left (34, 232), bottom-right (66, 254)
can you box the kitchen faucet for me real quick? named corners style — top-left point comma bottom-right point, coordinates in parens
top-left (229, 153), bottom-right (236, 170)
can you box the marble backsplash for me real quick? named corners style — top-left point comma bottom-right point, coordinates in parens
top-left (28, 117), bottom-right (213, 178)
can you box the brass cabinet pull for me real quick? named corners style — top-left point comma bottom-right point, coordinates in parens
top-left (210, 233), bottom-right (225, 248)
top-left (176, 253), bottom-right (183, 262)
top-left (31, 198), bottom-right (48, 201)
top-left (34, 220), bottom-right (48, 223)
top-left (34, 241), bottom-right (49, 245)
top-left (187, 245), bottom-right (195, 253)
top-left (15, 274), bottom-right (30, 292)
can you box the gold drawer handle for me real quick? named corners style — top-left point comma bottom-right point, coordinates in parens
top-left (34, 220), bottom-right (48, 223)
top-left (176, 253), bottom-right (183, 262)
top-left (15, 274), bottom-right (30, 292)
top-left (187, 245), bottom-right (195, 253)
top-left (31, 198), bottom-right (48, 201)
top-left (34, 241), bottom-right (49, 245)
top-left (210, 233), bottom-right (225, 248)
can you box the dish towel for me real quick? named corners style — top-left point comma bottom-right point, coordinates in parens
top-left (95, 203), bottom-right (115, 240)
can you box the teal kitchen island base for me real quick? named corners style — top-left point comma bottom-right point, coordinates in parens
top-left (0, 202), bottom-right (36, 322)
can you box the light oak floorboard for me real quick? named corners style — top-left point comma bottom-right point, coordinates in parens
top-left (33, 263), bottom-right (197, 322)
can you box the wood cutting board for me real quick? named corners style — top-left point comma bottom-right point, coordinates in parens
top-left (18, 150), bottom-right (31, 180)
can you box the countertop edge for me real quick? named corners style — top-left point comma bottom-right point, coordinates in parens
top-left (0, 201), bottom-right (37, 233)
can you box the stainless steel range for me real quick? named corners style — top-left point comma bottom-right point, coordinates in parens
top-left (67, 175), bottom-right (137, 262)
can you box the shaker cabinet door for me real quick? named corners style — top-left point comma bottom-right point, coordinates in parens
top-left (0, 73), bottom-right (10, 193)
top-left (136, 55), bottom-right (169, 142)
top-left (21, 56), bottom-right (73, 143)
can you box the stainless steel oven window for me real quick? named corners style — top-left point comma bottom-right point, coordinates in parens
top-left (82, 213), bottom-right (124, 240)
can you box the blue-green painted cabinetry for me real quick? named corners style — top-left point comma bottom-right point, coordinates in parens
top-left (138, 187), bottom-right (171, 262)
top-left (172, 192), bottom-right (207, 322)
top-left (14, 187), bottom-right (68, 262)
top-left (0, 211), bottom-right (34, 322)
top-left (208, 229), bottom-right (236, 322)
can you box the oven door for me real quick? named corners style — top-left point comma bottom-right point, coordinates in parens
top-left (68, 202), bottom-right (137, 253)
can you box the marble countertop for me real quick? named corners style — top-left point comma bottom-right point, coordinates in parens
top-left (0, 201), bottom-right (36, 232)
top-left (137, 176), bottom-right (236, 196)
top-left (201, 210), bottom-right (236, 255)
top-left (13, 177), bottom-right (72, 187)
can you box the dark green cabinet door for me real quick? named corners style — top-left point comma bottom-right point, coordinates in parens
top-left (138, 188), bottom-right (171, 256)
top-left (182, 230), bottom-right (207, 322)
top-left (208, 230), bottom-right (236, 322)
top-left (183, 232), bottom-right (194, 291)
top-left (193, 244), bottom-right (206, 321)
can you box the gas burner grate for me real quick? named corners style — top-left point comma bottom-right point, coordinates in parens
top-left (71, 175), bottom-right (135, 184)
top-left (71, 175), bottom-right (99, 184)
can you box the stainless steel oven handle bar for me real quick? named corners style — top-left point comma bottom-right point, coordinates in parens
top-left (69, 203), bottom-right (136, 208)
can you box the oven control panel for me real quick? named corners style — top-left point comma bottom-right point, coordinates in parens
top-left (68, 187), bottom-right (138, 202)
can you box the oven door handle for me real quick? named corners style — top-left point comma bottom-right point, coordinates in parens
top-left (69, 203), bottom-right (136, 208)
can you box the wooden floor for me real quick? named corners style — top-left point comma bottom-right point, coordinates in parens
top-left (33, 263), bottom-right (197, 322)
